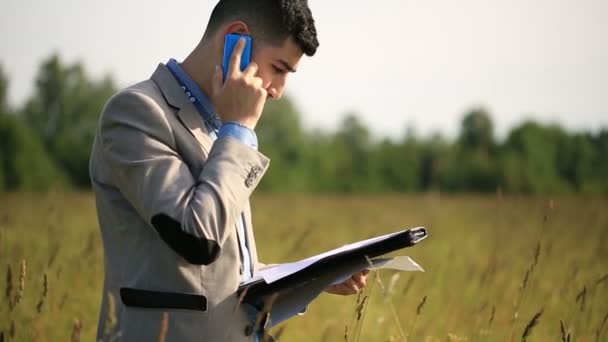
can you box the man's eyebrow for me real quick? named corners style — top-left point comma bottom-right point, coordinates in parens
top-left (277, 59), bottom-right (296, 73)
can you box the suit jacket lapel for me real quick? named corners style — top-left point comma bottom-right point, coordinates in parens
top-left (150, 63), bottom-right (214, 154)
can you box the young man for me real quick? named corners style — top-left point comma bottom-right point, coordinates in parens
top-left (90, 0), bottom-right (367, 340)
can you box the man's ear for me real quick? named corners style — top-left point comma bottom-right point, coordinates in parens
top-left (222, 21), bottom-right (250, 36)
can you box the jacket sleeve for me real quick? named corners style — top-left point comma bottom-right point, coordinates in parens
top-left (99, 90), bottom-right (269, 265)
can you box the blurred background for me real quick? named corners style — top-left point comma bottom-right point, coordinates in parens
top-left (1, 0), bottom-right (607, 194)
top-left (1, 1), bottom-right (607, 341)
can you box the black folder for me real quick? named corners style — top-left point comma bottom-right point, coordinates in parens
top-left (239, 227), bottom-right (428, 304)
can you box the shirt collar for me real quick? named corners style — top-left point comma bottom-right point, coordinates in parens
top-left (165, 58), bottom-right (221, 131)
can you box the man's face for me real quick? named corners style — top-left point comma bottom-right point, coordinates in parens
top-left (252, 36), bottom-right (304, 101)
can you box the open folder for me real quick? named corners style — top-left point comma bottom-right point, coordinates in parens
top-left (238, 227), bottom-right (428, 327)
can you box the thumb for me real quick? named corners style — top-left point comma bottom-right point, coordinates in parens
top-left (211, 65), bottom-right (223, 96)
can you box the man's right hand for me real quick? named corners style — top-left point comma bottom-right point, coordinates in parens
top-left (211, 37), bottom-right (267, 130)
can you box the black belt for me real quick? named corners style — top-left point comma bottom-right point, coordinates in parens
top-left (120, 288), bottom-right (207, 312)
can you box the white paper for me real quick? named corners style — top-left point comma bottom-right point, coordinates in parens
top-left (371, 256), bottom-right (425, 272)
top-left (328, 256), bottom-right (424, 286)
top-left (243, 228), bottom-right (422, 286)
top-left (265, 256), bottom-right (423, 326)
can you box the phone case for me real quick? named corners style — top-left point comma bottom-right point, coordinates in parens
top-left (223, 33), bottom-right (252, 81)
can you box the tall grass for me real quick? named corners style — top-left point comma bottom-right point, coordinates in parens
top-left (0, 192), bottom-right (607, 341)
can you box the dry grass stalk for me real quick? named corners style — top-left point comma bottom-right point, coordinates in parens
top-left (521, 308), bottom-right (543, 342)
top-left (355, 296), bottom-right (369, 321)
top-left (59, 292), bottom-right (68, 310)
top-left (5, 264), bottom-right (12, 308)
top-left (541, 199), bottom-right (553, 230)
top-left (47, 244), bottom-right (60, 268)
top-left (8, 320), bottom-right (15, 339)
top-left (344, 324), bottom-right (348, 342)
top-left (575, 285), bottom-right (586, 312)
top-left (71, 318), bottom-right (82, 342)
top-left (346, 271), bottom-right (376, 342)
top-left (387, 273), bottom-right (400, 298)
top-left (402, 276), bottom-right (415, 297)
top-left (12, 260), bottom-right (26, 309)
top-left (488, 305), bottom-right (496, 327)
top-left (477, 301), bottom-right (488, 313)
top-left (285, 227), bottom-right (312, 259)
top-left (512, 239), bottom-right (542, 326)
top-left (531, 241), bottom-right (541, 272)
top-left (596, 273), bottom-right (608, 286)
top-left (522, 241), bottom-right (541, 292)
top-left (408, 295), bottom-right (428, 339)
top-left (416, 296), bottom-right (427, 316)
top-left (560, 319), bottom-right (571, 342)
top-left (36, 273), bottom-right (48, 313)
top-left (596, 310), bottom-right (608, 342)
top-left (521, 269), bottom-right (531, 292)
top-left (83, 231), bottom-right (97, 258)
top-left (344, 292), bottom-right (359, 340)
top-left (364, 257), bottom-right (406, 341)
top-left (158, 312), bottom-right (169, 342)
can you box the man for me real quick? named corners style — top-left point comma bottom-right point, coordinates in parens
top-left (90, 0), bottom-right (367, 340)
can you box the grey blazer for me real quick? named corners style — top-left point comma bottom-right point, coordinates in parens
top-left (89, 64), bottom-right (269, 341)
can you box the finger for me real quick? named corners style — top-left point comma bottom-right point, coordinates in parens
top-left (345, 278), bottom-right (360, 293)
top-left (325, 284), bottom-right (345, 295)
top-left (228, 37), bottom-right (246, 77)
top-left (352, 274), bottom-right (366, 289)
top-left (252, 76), bottom-right (264, 90)
top-left (243, 61), bottom-right (259, 78)
top-left (211, 65), bottom-right (224, 95)
top-left (326, 283), bottom-right (357, 295)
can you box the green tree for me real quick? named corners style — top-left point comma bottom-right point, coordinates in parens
top-left (460, 108), bottom-right (494, 152)
top-left (556, 133), bottom-right (594, 191)
top-left (0, 66), bottom-right (66, 191)
top-left (0, 114), bottom-right (67, 190)
top-left (593, 130), bottom-right (608, 193)
top-left (420, 133), bottom-right (449, 191)
top-left (0, 66), bottom-right (8, 189)
top-left (256, 95), bottom-right (308, 191)
top-left (373, 126), bottom-right (422, 192)
top-left (439, 109), bottom-right (499, 192)
top-left (501, 121), bottom-right (571, 194)
top-left (20, 54), bottom-right (116, 186)
top-left (332, 113), bottom-right (375, 192)
top-left (0, 65), bottom-right (7, 116)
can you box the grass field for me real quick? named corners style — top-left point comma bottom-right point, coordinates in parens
top-left (1, 192), bottom-right (607, 341)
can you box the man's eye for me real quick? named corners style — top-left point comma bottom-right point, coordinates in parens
top-left (272, 65), bottom-right (285, 74)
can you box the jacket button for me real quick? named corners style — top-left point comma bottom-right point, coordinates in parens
top-left (244, 324), bottom-right (254, 336)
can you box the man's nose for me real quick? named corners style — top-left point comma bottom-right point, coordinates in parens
top-left (267, 87), bottom-right (281, 100)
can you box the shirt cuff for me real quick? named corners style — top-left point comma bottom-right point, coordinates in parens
top-left (218, 122), bottom-right (258, 150)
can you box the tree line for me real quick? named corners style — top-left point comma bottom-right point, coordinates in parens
top-left (1, 54), bottom-right (606, 194)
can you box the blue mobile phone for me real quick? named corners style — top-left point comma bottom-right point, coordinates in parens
top-left (223, 33), bottom-right (252, 81)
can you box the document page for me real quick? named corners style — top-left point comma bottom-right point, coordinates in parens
top-left (243, 229), bottom-right (417, 286)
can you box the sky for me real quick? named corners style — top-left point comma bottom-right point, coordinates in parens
top-left (1, 0), bottom-right (607, 140)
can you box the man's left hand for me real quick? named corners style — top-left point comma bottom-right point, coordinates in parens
top-left (324, 270), bottom-right (370, 296)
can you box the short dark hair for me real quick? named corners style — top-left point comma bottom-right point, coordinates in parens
top-left (206, 0), bottom-right (319, 56)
